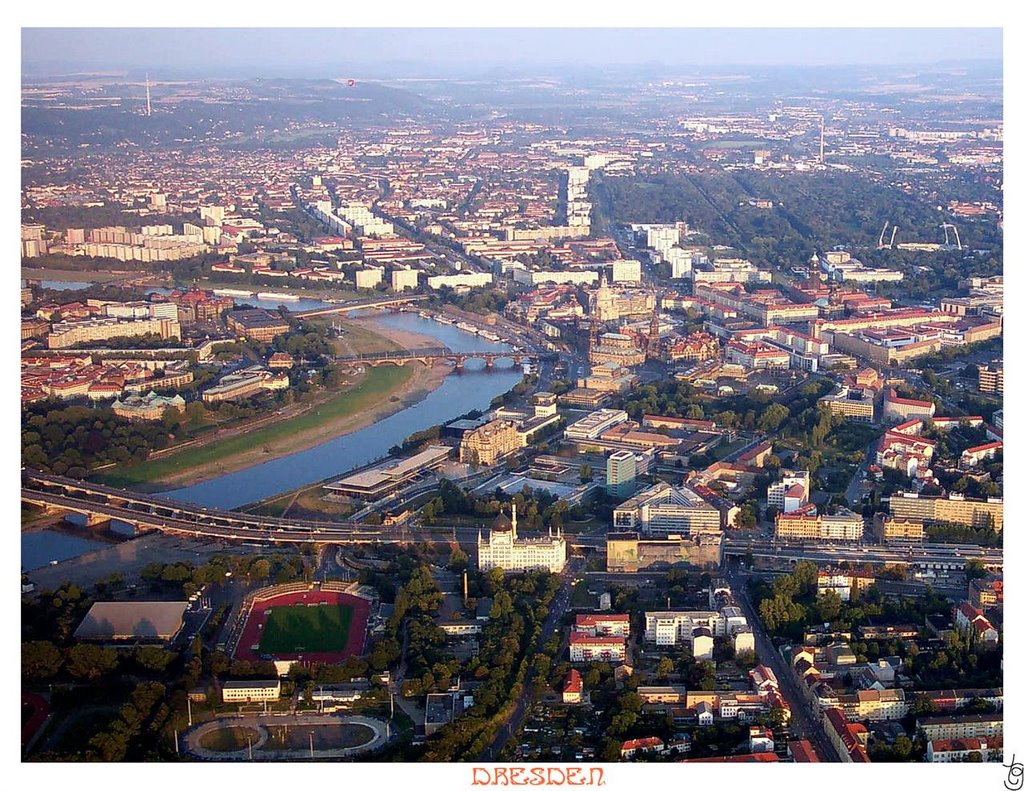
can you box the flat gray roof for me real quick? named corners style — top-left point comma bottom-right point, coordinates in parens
top-left (74, 601), bottom-right (189, 641)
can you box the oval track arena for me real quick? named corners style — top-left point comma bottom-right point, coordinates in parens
top-left (231, 584), bottom-right (370, 665)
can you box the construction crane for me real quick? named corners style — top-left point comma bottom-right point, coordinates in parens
top-left (941, 222), bottom-right (962, 250)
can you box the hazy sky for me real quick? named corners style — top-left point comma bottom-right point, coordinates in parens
top-left (22, 28), bottom-right (1002, 76)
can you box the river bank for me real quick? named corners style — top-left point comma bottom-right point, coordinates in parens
top-left (22, 267), bottom-right (151, 284)
top-left (159, 313), bottom-right (521, 510)
top-left (97, 317), bottom-right (453, 491)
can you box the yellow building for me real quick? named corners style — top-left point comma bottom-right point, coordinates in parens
top-left (889, 492), bottom-right (1003, 531)
top-left (819, 391), bottom-right (875, 421)
top-left (48, 317), bottom-right (180, 349)
top-left (225, 309), bottom-right (290, 343)
top-left (606, 531), bottom-right (722, 572)
top-left (774, 514), bottom-right (822, 540)
top-left (873, 514), bottom-right (925, 543)
top-left (774, 511), bottom-right (864, 541)
top-left (459, 419), bottom-right (519, 466)
top-left (589, 332), bottom-right (646, 367)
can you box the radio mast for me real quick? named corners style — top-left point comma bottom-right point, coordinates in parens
top-left (145, 73), bottom-right (152, 117)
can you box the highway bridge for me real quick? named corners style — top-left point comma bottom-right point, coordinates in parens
top-left (290, 294), bottom-right (428, 318)
top-left (23, 472), bottom-right (1002, 571)
top-left (21, 471), bottom-right (579, 548)
top-left (22, 471), bottom-right (423, 545)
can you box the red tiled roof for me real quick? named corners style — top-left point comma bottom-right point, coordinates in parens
top-left (788, 740), bottom-right (820, 762)
top-left (622, 737), bottom-right (664, 751)
top-left (684, 753), bottom-right (780, 763)
top-left (576, 613), bottom-right (629, 626)
top-left (964, 441), bottom-right (1002, 454)
top-left (886, 389), bottom-right (934, 409)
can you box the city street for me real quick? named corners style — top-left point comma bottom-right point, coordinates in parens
top-left (725, 564), bottom-right (840, 761)
top-left (480, 555), bottom-right (584, 761)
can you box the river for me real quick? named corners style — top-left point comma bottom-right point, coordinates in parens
top-left (159, 311), bottom-right (524, 510)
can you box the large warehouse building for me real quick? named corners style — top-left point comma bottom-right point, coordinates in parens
top-left (74, 601), bottom-right (189, 642)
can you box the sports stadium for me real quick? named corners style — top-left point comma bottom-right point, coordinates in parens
top-left (226, 582), bottom-right (373, 665)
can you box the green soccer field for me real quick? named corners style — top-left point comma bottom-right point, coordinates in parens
top-left (257, 603), bottom-right (353, 655)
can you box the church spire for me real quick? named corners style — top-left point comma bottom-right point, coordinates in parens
top-left (511, 503), bottom-right (518, 539)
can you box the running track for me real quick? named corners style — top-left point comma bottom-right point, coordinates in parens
top-left (234, 590), bottom-right (369, 664)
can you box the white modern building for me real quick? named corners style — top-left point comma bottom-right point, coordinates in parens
top-left (222, 680), bottom-right (282, 703)
top-left (564, 408), bottom-right (629, 441)
top-left (612, 482), bottom-right (721, 537)
top-left (611, 259), bottom-right (642, 284)
top-left (427, 272), bottom-right (494, 290)
top-left (767, 470), bottom-right (811, 513)
top-left (391, 267), bottom-right (419, 291)
top-left (355, 266), bottom-right (384, 289)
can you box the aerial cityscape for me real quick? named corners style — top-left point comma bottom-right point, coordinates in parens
top-left (19, 27), bottom-right (1005, 768)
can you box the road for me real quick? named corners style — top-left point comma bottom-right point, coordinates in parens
top-left (722, 536), bottom-right (1002, 571)
top-left (480, 555), bottom-right (584, 761)
top-left (391, 622), bottom-right (426, 734)
top-left (725, 564), bottom-right (841, 762)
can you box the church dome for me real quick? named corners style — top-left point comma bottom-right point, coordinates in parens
top-left (492, 510), bottom-right (513, 532)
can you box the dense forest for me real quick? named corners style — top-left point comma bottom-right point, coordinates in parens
top-left (594, 169), bottom-right (1002, 275)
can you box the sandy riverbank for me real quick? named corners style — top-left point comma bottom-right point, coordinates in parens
top-left (122, 318), bottom-right (454, 490)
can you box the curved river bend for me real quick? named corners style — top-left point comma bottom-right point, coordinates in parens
top-left (162, 312), bottom-right (524, 510)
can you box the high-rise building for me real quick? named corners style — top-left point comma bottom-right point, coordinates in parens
top-left (607, 450), bottom-right (637, 498)
top-left (767, 470), bottom-right (811, 513)
top-left (889, 492), bottom-right (1002, 531)
top-left (611, 259), bottom-right (642, 283)
top-left (355, 267), bottom-right (383, 290)
top-left (391, 267), bottom-right (419, 292)
top-left (978, 364), bottom-right (1003, 395)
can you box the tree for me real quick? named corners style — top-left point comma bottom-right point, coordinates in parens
top-left (965, 560), bottom-right (988, 582)
top-left (22, 640), bottom-right (62, 679)
top-left (449, 546), bottom-right (469, 573)
top-left (817, 589), bottom-right (843, 622)
top-left (65, 644), bottom-right (119, 680)
top-left (135, 646), bottom-right (175, 673)
top-left (600, 738), bottom-right (623, 762)
top-left (735, 649), bottom-right (759, 669)
top-left (207, 650), bottom-right (230, 678)
top-left (757, 403), bottom-right (790, 433)
top-left (579, 464), bottom-right (593, 483)
top-left (736, 502), bottom-right (759, 529)
top-left (910, 694), bottom-right (939, 717)
top-left (656, 656), bottom-right (675, 680)
top-left (965, 697), bottom-right (996, 714)
top-left (249, 559), bottom-right (271, 582)
top-left (891, 735), bottom-right (913, 760)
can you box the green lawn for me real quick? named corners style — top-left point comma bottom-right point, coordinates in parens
top-left (94, 364), bottom-right (413, 487)
top-left (258, 603), bottom-right (353, 654)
